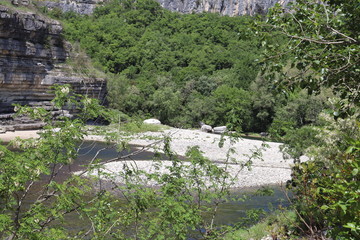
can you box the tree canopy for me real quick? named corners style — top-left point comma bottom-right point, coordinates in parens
top-left (61, 0), bottom-right (264, 128)
top-left (257, 0), bottom-right (360, 238)
top-left (258, 0), bottom-right (360, 106)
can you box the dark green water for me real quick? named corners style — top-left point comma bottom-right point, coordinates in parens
top-left (75, 141), bottom-right (291, 226)
top-left (3, 141), bottom-right (291, 235)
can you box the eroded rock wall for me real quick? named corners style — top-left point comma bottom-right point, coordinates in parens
top-left (0, 5), bottom-right (67, 113)
top-left (39, 0), bottom-right (290, 16)
top-left (0, 5), bottom-right (106, 130)
top-left (157, 0), bottom-right (291, 16)
top-left (39, 0), bottom-right (105, 15)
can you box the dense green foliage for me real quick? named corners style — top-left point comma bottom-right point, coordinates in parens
top-left (258, 0), bottom-right (360, 238)
top-left (59, 0), bottom-right (267, 129)
top-left (287, 115), bottom-right (360, 239)
top-left (3, 0), bottom-right (358, 238)
top-left (258, 0), bottom-right (360, 106)
top-left (0, 86), bottom-right (268, 239)
top-left (44, 0), bottom-right (337, 136)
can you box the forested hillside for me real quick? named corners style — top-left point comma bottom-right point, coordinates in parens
top-left (47, 0), bottom-right (332, 135)
top-left (1, 0), bottom-right (359, 239)
top-left (60, 2), bottom-right (360, 237)
top-left (60, 0), bottom-right (262, 129)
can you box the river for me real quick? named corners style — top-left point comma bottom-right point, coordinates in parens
top-left (75, 141), bottom-right (291, 225)
top-left (3, 140), bottom-right (292, 237)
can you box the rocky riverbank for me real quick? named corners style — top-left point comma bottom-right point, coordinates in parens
top-left (86, 128), bottom-right (305, 188)
top-left (0, 127), bottom-right (306, 188)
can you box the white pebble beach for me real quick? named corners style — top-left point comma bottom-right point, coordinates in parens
top-left (1, 127), bottom-right (306, 188)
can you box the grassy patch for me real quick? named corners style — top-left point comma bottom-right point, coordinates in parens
top-left (0, 0), bottom-right (59, 21)
top-left (0, 0), bottom-right (35, 12)
top-left (116, 121), bottom-right (170, 134)
top-left (65, 42), bottom-right (107, 79)
top-left (0, 0), bottom-right (14, 8)
top-left (225, 210), bottom-right (303, 240)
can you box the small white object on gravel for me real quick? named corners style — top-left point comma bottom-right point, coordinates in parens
top-left (143, 118), bottom-right (161, 124)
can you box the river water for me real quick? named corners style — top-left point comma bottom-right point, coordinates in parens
top-left (4, 140), bottom-right (292, 236)
top-left (76, 141), bottom-right (291, 225)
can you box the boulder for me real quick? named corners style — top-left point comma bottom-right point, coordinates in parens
top-left (143, 118), bottom-right (161, 125)
top-left (200, 124), bottom-right (212, 133)
top-left (213, 126), bottom-right (227, 134)
top-left (0, 127), bottom-right (6, 134)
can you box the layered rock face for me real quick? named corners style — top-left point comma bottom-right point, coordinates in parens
top-left (40, 0), bottom-right (290, 16)
top-left (157, 0), bottom-right (291, 16)
top-left (39, 0), bottom-right (104, 15)
top-left (0, 5), bottom-right (66, 113)
top-left (0, 5), bottom-right (106, 130)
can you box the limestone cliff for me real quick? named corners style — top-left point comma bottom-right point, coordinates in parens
top-left (157, 0), bottom-right (291, 16)
top-left (0, 4), bottom-right (106, 130)
top-left (39, 0), bottom-right (105, 15)
top-left (39, 0), bottom-right (290, 16)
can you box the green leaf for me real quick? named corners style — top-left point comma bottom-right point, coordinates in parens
top-left (343, 222), bottom-right (359, 230)
top-left (320, 205), bottom-right (329, 210)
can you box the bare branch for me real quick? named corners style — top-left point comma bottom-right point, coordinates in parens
top-left (288, 34), bottom-right (346, 45)
top-left (328, 26), bottom-right (358, 43)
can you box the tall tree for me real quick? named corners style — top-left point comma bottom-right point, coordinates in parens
top-left (257, 1), bottom-right (360, 238)
top-left (259, 0), bottom-right (360, 107)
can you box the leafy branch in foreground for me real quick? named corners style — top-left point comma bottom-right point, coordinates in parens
top-left (0, 85), bottom-right (108, 239)
top-left (286, 114), bottom-right (360, 239)
top-left (257, 0), bottom-right (360, 107)
top-left (256, 0), bottom-right (360, 239)
top-left (0, 85), bottom-right (268, 239)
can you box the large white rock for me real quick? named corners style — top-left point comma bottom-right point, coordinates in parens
top-left (200, 124), bottom-right (212, 133)
top-left (213, 126), bottom-right (227, 134)
top-left (143, 118), bottom-right (161, 125)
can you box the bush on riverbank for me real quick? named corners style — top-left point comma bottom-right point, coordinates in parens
top-left (258, 0), bottom-right (360, 238)
top-left (225, 210), bottom-right (300, 240)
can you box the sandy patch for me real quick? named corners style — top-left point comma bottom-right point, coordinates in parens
top-left (0, 130), bottom-right (40, 142)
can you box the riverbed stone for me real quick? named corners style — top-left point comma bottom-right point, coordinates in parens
top-left (213, 126), bottom-right (227, 134)
top-left (143, 119), bottom-right (161, 125)
top-left (200, 124), bottom-right (212, 133)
